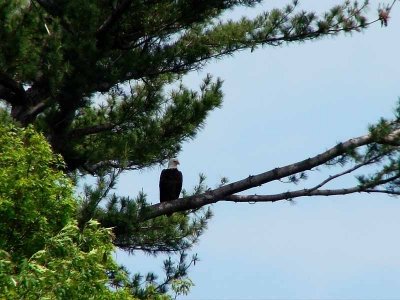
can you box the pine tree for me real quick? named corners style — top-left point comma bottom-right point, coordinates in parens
top-left (1, 1), bottom-right (376, 173)
top-left (1, 0), bottom-right (398, 297)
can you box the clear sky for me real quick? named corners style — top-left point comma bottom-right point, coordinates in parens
top-left (114, 1), bottom-right (400, 299)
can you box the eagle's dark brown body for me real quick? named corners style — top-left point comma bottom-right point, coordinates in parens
top-left (159, 168), bottom-right (183, 203)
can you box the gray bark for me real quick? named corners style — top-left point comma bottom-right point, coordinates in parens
top-left (142, 129), bottom-right (400, 220)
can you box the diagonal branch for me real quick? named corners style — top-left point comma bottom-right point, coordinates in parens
top-left (224, 174), bottom-right (400, 203)
top-left (307, 152), bottom-right (387, 193)
top-left (141, 128), bottom-right (400, 220)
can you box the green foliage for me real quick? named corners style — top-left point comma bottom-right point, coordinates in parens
top-left (123, 251), bottom-right (197, 298)
top-left (99, 197), bottom-right (212, 253)
top-left (0, 121), bottom-right (141, 299)
top-left (0, 221), bottom-right (135, 300)
top-left (77, 173), bottom-right (210, 298)
top-left (171, 278), bottom-right (195, 298)
top-left (0, 1), bottom-right (388, 298)
top-left (64, 75), bottom-right (223, 174)
top-left (0, 122), bottom-right (75, 261)
top-left (0, 1), bottom-right (66, 90)
top-left (0, 0), bottom-right (378, 256)
top-left (79, 173), bottom-right (213, 253)
top-left (0, 0), bottom-right (373, 173)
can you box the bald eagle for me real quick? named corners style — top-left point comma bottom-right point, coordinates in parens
top-left (159, 158), bottom-right (183, 203)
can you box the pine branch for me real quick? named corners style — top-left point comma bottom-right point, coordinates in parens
top-left (155, 252), bottom-right (196, 293)
top-left (141, 128), bottom-right (400, 220)
top-left (112, 244), bottom-right (182, 253)
top-left (307, 153), bottom-right (386, 192)
top-left (92, 1), bottom-right (382, 83)
top-left (224, 174), bottom-right (400, 203)
top-left (83, 158), bottom-right (166, 174)
top-left (78, 169), bottom-right (122, 227)
top-left (69, 123), bottom-right (116, 138)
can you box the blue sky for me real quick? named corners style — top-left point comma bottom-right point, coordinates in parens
top-left (115, 1), bottom-right (400, 299)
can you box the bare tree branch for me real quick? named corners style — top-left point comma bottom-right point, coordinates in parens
top-left (224, 173), bottom-right (400, 203)
top-left (364, 189), bottom-right (400, 196)
top-left (141, 129), bottom-right (400, 220)
top-left (307, 153), bottom-right (386, 192)
top-left (25, 101), bottom-right (49, 118)
top-left (223, 186), bottom-right (400, 202)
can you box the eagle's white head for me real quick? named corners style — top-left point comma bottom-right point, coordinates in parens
top-left (168, 158), bottom-right (180, 169)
